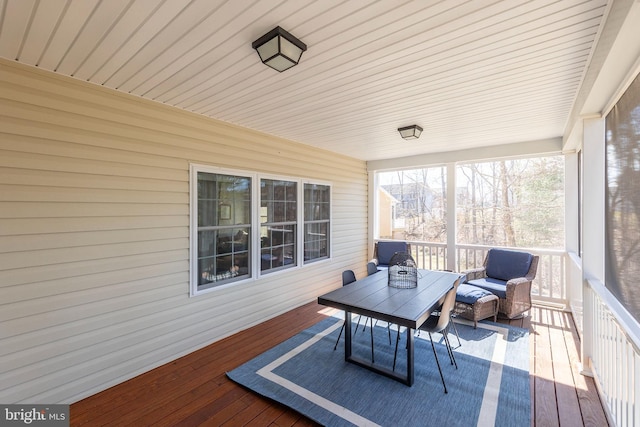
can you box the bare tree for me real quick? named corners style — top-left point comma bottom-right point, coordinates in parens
top-left (379, 157), bottom-right (564, 250)
top-left (500, 161), bottom-right (516, 246)
top-left (458, 157), bottom-right (563, 248)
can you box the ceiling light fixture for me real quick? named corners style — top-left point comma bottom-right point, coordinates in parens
top-left (397, 125), bottom-right (423, 140)
top-left (252, 26), bottom-right (307, 72)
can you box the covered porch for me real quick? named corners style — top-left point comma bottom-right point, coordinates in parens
top-left (1, 1), bottom-right (640, 426)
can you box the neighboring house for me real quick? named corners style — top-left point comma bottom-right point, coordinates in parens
top-left (380, 182), bottom-right (439, 240)
top-left (377, 186), bottom-right (399, 239)
top-left (381, 183), bottom-right (437, 218)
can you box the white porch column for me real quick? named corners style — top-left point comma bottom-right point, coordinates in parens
top-left (446, 163), bottom-right (456, 271)
top-left (368, 171), bottom-right (377, 260)
top-left (564, 153), bottom-right (582, 322)
top-left (580, 116), bottom-right (606, 375)
top-left (564, 152), bottom-right (579, 257)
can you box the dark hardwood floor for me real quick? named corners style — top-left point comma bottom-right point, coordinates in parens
top-left (70, 302), bottom-right (608, 426)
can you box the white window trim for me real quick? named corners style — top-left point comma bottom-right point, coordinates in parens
top-left (189, 164), bottom-right (257, 296)
top-left (189, 164), bottom-right (332, 297)
top-left (302, 179), bottom-right (333, 265)
top-left (257, 174), bottom-right (300, 276)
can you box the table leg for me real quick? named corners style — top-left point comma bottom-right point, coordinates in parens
top-left (342, 316), bottom-right (415, 386)
top-left (406, 327), bottom-right (414, 386)
top-left (345, 310), bottom-right (352, 361)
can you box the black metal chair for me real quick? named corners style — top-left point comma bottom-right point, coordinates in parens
top-left (367, 261), bottom-right (379, 275)
top-left (342, 269), bottom-right (356, 285)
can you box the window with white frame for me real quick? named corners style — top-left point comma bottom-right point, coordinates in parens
top-left (303, 183), bottom-right (330, 262)
top-left (260, 179), bottom-right (297, 273)
top-left (190, 165), bottom-right (331, 295)
top-left (192, 168), bottom-right (252, 293)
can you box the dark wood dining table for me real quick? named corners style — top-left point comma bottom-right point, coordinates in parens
top-left (317, 269), bottom-right (462, 386)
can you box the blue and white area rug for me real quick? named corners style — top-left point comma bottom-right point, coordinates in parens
top-left (227, 315), bottom-right (530, 427)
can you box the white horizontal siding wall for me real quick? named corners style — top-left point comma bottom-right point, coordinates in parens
top-left (0, 59), bottom-right (368, 403)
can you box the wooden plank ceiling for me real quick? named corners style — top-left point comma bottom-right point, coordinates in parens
top-left (0, 0), bottom-right (609, 161)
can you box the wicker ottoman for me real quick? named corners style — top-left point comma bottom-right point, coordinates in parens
top-left (454, 284), bottom-right (499, 328)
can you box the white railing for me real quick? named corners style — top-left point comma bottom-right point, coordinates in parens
top-left (567, 252), bottom-right (583, 333)
top-left (409, 241), bottom-right (447, 271)
top-left (406, 241), bottom-right (567, 304)
top-left (586, 279), bottom-right (640, 427)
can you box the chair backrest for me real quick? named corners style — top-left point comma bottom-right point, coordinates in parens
top-left (375, 241), bottom-right (409, 266)
top-left (342, 270), bottom-right (356, 286)
top-left (484, 248), bottom-right (535, 281)
top-left (367, 262), bottom-right (378, 276)
top-left (431, 278), bottom-right (461, 333)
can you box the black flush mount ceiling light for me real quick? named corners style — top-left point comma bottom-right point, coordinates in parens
top-left (252, 26), bottom-right (307, 72)
top-left (397, 125), bottom-right (423, 140)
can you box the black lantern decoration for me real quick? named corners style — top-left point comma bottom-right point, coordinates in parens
top-left (252, 26), bottom-right (307, 72)
top-left (388, 252), bottom-right (418, 288)
top-left (397, 125), bottom-right (423, 140)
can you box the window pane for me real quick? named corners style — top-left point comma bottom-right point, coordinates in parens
top-left (259, 205), bottom-right (267, 228)
top-left (304, 222), bottom-right (328, 260)
top-left (303, 202), bottom-right (312, 221)
top-left (286, 201), bottom-right (296, 222)
top-left (304, 184), bottom-right (330, 262)
top-left (234, 199), bottom-right (251, 224)
top-left (260, 225), bottom-right (297, 271)
top-left (376, 168), bottom-right (446, 242)
top-left (260, 179), bottom-right (298, 273)
top-left (196, 171), bottom-right (251, 291)
top-left (198, 173), bottom-right (217, 198)
top-left (274, 182), bottom-right (285, 200)
top-left (320, 202), bottom-right (330, 220)
top-left (217, 229), bottom-right (233, 255)
top-left (456, 158), bottom-right (564, 248)
top-left (198, 230), bottom-right (216, 258)
top-left (273, 201), bottom-right (285, 222)
top-left (198, 200), bottom-right (217, 227)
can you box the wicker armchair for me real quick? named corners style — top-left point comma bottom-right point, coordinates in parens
top-left (462, 248), bottom-right (539, 319)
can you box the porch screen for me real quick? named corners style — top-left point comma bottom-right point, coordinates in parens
top-left (605, 71), bottom-right (640, 323)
